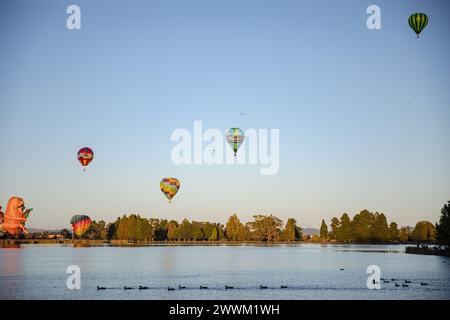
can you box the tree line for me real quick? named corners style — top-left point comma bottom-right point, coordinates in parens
top-left (25, 201), bottom-right (450, 251)
top-left (68, 214), bottom-right (302, 242)
top-left (319, 209), bottom-right (438, 244)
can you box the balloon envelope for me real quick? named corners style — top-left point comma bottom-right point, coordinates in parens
top-left (70, 215), bottom-right (92, 236)
top-left (77, 147), bottom-right (94, 167)
top-left (408, 13), bottom-right (428, 38)
top-left (160, 178), bottom-right (180, 203)
top-left (1, 197), bottom-right (30, 236)
top-left (226, 128), bottom-right (245, 156)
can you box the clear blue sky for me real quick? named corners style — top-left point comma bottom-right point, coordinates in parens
top-left (1, 0), bottom-right (449, 229)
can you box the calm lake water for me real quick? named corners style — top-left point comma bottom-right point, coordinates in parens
top-left (0, 244), bottom-right (449, 300)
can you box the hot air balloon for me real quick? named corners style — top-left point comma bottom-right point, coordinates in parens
top-left (77, 147), bottom-right (94, 171)
top-left (226, 128), bottom-right (245, 156)
top-left (70, 215), bottom-right (92, 237)
top-left (408, 13), bottom-right (428, 38)
top-left (160, 178), bottom-right (180, 204)
top-left (0, 197), bottom-right (32, 237)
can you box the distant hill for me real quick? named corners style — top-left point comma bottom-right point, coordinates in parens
top-left (302, 228), bottom-right (319, 236)
top-left (27, 227), bottom-right (64, 234)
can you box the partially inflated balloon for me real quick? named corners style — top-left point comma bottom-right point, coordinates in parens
top-left (408, 13), bottom-right (428, 38)
top-left (160, 178), bottom-right (180, 203)
top-left (70, 215), bottom-right (92, 236)
top-left (77, 147), bottom-right (94, 170)
top-left (226, 128), bottom-right (245, 156)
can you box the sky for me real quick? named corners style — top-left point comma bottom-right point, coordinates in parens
top-left (0, 0), bottom-right (449, 230)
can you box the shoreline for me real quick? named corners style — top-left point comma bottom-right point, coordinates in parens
top-left (0, 238), bottom-right (417, 246)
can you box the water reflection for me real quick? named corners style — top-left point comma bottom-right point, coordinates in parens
top-left (0, 244), bottom-right (449, 300)
top-left (0, 243), bottom-right (21, 249)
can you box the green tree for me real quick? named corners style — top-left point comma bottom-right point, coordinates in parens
top-left (370, 213), bottom-right (390, 243)
top-left (411, 221), bottom-right (436, 243)
top-left (320, 219), bottom-right (328, 241)
top-left (83, 220), bottom-right (107, 240)
top-left (216, 224), bottom-right (226, 240)
top-left (177, 219), bottom-right (192, 241)
top-left (209, 227), bottom-right (218, 241)
top-left (98, 220), bottom-right (108, 240)
top-left (149, 218), bottom-right (168, 241)
top-left (399, 226), bottom-right (411, 242)
top-left (389, 222), bottom-right (400, 242)
top-left (201, 222), bottom-right (215, 240)
top-left (116, 215), bottom-right (128, 240)
top-left (114, 215), bottom-right (153, 241)
top-left (339, 213), bottom-right (353, 242)
top-left (191, 221), bottom-right (204, 241)
top-left (284, 218), bottom-right (301, 241)
top-left (248, 215), bottom-right (283, 242)
top-left (128, 215), bottom-right (138, 240)
top-left (352, 210), bottom-right (375, 242)
top-left (107, 218), bottom-right (121, 240)
top-left (137, 216), bottom-right (152, 241)
top-left (167, 220), bottom-right (179, 240)
top-left (329, 217), bottom-right (340, 240)
top-left (436, 201), bottom-right (450, 253)
top-left (225, 214), bottom-right (247, 241)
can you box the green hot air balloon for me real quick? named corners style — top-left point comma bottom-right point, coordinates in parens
top-left (226, 128), bottom-right (245, 156)
top-left (408, 13), bottom-right (428, 38)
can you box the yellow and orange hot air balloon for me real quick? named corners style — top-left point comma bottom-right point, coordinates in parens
top-left (160, 178), bottom-right (180, 204)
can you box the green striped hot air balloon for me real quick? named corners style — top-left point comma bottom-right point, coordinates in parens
top-left (226, 128), bottom-right (245, 156)
top-left (408, 13), bottom-right (428, 38)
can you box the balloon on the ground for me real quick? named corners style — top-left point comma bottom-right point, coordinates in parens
top-left (408, 13), bottom-right (428, 38)
top-left (160, 178), bottom-right (180, 203)
top-left (70, 215), bottom-right (92, 236)
top-left (0, 207), bottom-right (5, 237)
top-left (226, 128), bottom-right (245, 156)
top-left (0, 197), bottom-right (32, 237)
top-left (77, 147), bottom-right (94, 170)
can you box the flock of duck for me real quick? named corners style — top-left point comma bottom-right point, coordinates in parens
top-left (96, 285), bottom-right (290, 291)
top-left (380, 278), bottom-right (429, 287)
top-left (95, 267), bottom-right (437, 291)
top-left (96, 280), bottom-right (431, 291)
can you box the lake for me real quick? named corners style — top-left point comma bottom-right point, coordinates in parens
top-left (0, 244), bottom-right (449, 300)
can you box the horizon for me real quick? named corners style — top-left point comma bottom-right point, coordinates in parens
top-left (1, 0), bottom-right (449, 230)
